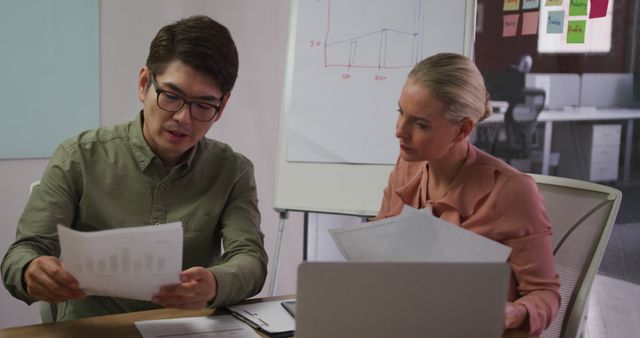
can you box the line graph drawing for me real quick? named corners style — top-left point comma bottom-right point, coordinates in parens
top-left (323, 0), bottom-right (425, 69)
top-left (287, 0), bottom-right (469, 165)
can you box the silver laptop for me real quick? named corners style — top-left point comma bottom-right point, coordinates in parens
top-left (295, 262), bottom-right (509, 338)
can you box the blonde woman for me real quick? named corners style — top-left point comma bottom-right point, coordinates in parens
top-left (376, 53), bottom-right (560, 335)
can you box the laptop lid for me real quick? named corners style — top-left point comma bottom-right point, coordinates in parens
top-left (295, 262), bottom-right (509, 338)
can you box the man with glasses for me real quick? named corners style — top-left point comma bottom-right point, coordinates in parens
top-left (1, 15), bottom-right (268, 321)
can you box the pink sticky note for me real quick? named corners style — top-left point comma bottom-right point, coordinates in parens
top-left (522, 11), bottom-right (540, 35)
top-left (503, 14), bottom-right (520, 37)
top-left (589, 0), bottom-right (609, 18)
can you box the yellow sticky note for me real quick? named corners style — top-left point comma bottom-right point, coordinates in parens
top-left (545, 0), bottom-right (563, 5)
top-left (504, 0), bottom-right (521, 11)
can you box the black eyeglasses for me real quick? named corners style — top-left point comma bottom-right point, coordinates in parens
top-left (148, 73), bottom-right (222, 122)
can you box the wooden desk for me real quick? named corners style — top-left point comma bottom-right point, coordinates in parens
top-left (0, 296), bottom-right (291, 338)
top-left (484, 107), bottom-right (640, 183)
top-left (0, 295), bottom-right (539, 338)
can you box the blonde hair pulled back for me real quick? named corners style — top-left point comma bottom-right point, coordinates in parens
top-left (408, 53), bottom-right (492, 123)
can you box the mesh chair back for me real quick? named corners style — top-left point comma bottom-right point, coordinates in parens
top-left (530, 175), bottom-right (621, 338)
top-left (504, 88), bottom-right (546, 158)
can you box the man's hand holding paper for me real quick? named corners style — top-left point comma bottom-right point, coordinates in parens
top-left (24, 255), bottom-right (86, 304)
top-left (57, 223), bottom-right (183, 302)
top-left (151, 266), bottom-right (217, 309)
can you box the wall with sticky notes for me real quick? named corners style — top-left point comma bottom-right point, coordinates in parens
top-left (538, 0), bottom-right (613, 53)
top-left (474, 0), bottom-right (638, 74)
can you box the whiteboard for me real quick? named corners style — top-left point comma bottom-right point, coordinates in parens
top-left (274, 0), bottom-right (476, 216)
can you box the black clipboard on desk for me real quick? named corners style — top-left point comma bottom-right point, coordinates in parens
top-left (227, 299), bottom-right (295, 338)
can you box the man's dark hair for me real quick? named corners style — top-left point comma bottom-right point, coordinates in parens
top-left (146, 15), bottom-right (239, 94)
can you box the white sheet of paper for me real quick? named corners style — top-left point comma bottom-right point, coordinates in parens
top-left (330, 206), bottom-right (511, 263)
top-left (58, 222), bottom-right (182, 300)
top-left (384, 212), bottom-right (512, 262)
top-left (329, 217), bottom-right (398, 262)
top-left (329, 205), bottom-right (430, 261)
top-left (135, 315), bottom-right (260, 338)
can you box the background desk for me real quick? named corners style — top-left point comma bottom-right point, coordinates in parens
top-left (485, 108), bottom-right (640, 184)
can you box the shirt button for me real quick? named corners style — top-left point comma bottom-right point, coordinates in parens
top-left (139, 162), bottom-right (145, 167)
top-left (159, 184), bottom-right (165, 190)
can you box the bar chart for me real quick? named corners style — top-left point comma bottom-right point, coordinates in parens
top-left (58, 223), bottom-right (182, 301)
top-left (72, 248), bottom-right (169, 276)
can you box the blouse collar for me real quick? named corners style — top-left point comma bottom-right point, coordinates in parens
top-left (394, 145), bottom-right (498, 218)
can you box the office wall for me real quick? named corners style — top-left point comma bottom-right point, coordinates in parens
top-left (0, 0), bottom-right (303, 328)
top-left (0, 160), bottom-right (47, 326)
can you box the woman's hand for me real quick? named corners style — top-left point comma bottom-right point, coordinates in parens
top-left (504, 302), bottom-right (528, 330)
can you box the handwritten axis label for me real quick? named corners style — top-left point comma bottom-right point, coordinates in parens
top-left (339, 73), bottom-right (388, 81)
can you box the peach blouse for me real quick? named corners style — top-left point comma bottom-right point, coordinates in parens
top-left (376, 144), bottom-right (560, 335)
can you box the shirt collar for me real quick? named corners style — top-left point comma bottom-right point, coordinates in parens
top-left (129, 110), bottom-right (199, 174)
top-left (130, 111), bottom-right (157, 172)
top-left (394, 162), bottom-right (425, 208)
top-left (436, 145), bottom-right (496, 218)
top-left (180, 142), bottom-right (198, 172)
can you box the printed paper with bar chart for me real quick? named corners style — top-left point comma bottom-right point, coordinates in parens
top-left (58, 222), bottom-right (182, 301)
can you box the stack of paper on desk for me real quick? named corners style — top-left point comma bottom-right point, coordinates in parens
top-left (329, 206), bottom-right (511, 262)
top-left (135, 315), bottom-right (260, 338)
top-left (58, 222), bottom-right (183, 301)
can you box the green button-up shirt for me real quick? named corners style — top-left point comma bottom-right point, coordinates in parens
top-left (1, 112), bottom-right (268, 321)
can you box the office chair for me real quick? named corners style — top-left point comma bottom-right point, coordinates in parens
top-left (492, 88), bottom-right (546, 168)
top-left (530, 174), bottom-right (621, 338)
top-left (28, 181), bottom-right (58, 323)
